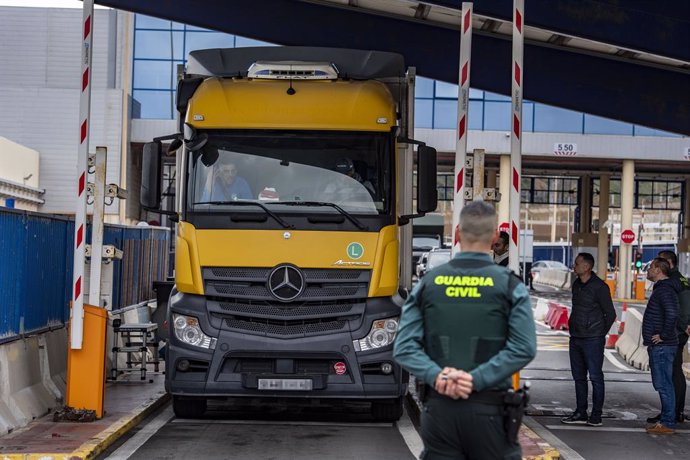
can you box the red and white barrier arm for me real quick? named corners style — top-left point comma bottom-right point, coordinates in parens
top-left (71, 0), bottom-right (94, 350)
top-left (509, 0), bottom-right (524, 274)
top-left (452, 2), bottom-right (473, 254)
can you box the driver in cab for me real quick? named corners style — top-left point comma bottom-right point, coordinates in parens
top-left (201, 161), bottom-right (252, 201)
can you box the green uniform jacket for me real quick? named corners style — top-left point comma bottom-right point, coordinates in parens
top-left (393, 252), bottom-right (537, 391)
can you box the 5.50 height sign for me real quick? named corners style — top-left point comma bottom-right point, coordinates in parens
top-left (554, 143), bottom-right (577, 156)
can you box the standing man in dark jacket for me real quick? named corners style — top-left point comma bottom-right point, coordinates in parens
top-left (644, 257), bottom-right (680, 434)
top-left (646, 251), bottom-right (689, 425)
top-left (561, 252), bottom-right (616, 426)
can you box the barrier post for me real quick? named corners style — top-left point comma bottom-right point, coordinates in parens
top-left (605, 271), bottom-right (616, 299)
top-left (634, 272), bottom-right (646, 300)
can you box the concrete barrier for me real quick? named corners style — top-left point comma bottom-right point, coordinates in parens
top-left (615, 308), bottom-right (646, 367)
top-left (630, 342), bottom-right (650, 371)
top-left (0, 329), bottom-right (66, 434)
top-left (533, 269), bottom-right (574, 291)
top-left (533, 298), bottom-right (550, 322)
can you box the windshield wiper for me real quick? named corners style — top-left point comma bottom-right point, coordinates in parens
top-left (193, 200), bottom-right (294, 229)
top-left (273, 201), bottom-right (368, 231)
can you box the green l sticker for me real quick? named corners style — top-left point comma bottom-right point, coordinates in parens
top-left (347, 242), bottom-right (364, 260)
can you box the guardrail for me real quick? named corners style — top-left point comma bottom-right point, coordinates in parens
top-left (0, 208), bottom-right (169, 343)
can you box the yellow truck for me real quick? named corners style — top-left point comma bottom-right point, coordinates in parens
top-left (140, 47), bottom-right (437, 420)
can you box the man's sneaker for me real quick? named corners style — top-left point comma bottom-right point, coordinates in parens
top-left (646, 422), bottom-right (675, 434)
top-left (587, 417), bottom-right (603, 427)
top-left (646, 413), bottom-right (661, 423)
top-left (677, 413), bottom-right (686, 423)
top-left (561, 413), bottom-right (588, 424)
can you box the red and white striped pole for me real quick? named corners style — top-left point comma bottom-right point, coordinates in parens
top-left (508, 0), bottom-right (524, 275)
top-left (71, 0), bottom-right (95, 350)
top-left (452, 2), bottom-right (473, 255)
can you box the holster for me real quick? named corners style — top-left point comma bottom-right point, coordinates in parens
top-left (503, 385), bottom-right (530, 445)
top-left (416, 379), bottom-right (429, 402)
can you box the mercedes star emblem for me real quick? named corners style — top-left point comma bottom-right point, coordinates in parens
top-left (268, 265), bottom-right (305, 301)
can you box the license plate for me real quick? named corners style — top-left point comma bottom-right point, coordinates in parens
top-left (257, 378), bottom-right (313, 391)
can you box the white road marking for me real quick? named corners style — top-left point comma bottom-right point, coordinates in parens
top-left (523, 417), bottom-right (585, 460)
top-left (604, 349), bottom-right (634, 371)
top-left (546, 424), bottom-right (690, 434)
top-left (105, 406), bottom-right (174, 460)
top-left (396, 405), bottom-right (424, 460)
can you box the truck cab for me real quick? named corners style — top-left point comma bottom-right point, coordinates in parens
top-left (140, 47), bottom-right (437, 421)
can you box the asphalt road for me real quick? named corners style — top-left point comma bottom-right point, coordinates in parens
top-left (99, 287), bottom-right (689, 460)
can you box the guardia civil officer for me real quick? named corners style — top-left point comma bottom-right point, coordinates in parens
top-left (394, 200), bottom-right (537, 460)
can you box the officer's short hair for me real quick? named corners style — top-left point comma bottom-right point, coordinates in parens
top-left (459, 200), bottom-right (496, 244)
top-left (576, 252), bottom-right (594, 269)
top-left (498, 231), bottom-right (509, 246)
top-left (651, 257), bottom-right (670, 276)
top-left (658, 250), bottom-right (677, 268)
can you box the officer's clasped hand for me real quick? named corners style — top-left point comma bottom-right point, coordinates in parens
top-left (434, 367), bottom-right (473, 400)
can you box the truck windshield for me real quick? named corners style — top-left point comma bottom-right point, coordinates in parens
top-left (188, 130), bottom-right (392, 215)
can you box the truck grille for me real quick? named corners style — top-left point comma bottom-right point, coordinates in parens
top-left (203, 267), bottom-right (370, 302)
top-left (203, 267), bottom-right (370, 337)
top-left (224, 318), bottom-right (347, 337)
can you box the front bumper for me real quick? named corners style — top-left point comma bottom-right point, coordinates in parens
top-left (165, 292), bottom-right (407, 400)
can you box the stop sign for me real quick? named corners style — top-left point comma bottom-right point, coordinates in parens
top-left (498, 222), bottom-right (510, 233)
top-left (621, 229), bottom-right (635, 244)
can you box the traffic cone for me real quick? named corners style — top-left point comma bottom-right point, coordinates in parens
top-left (618, 302), bottom-right (627, 334)
top-left (606, 320), bottom-right (620, 349)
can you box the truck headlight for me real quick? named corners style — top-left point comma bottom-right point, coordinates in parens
top-left (354, 317), bottom-right (399, 352)
top-left (172, 314), bottom-right (217, 349)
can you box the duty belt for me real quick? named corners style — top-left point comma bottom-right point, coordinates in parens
top-left (427, 388), bottom-right (506, 405)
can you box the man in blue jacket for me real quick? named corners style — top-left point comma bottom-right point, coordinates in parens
top-left (643, 257), bottom-right (680, 434)
top-left (648, 250), bottom-right (690, 424)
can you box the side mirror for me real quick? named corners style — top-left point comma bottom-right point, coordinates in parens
top-left (416, 145), bottom-right (437, 214)
top-left (141, 141), bottom-right (162, 210)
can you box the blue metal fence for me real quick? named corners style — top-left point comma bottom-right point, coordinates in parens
top-left (0, 208), bottom-right (169, 342)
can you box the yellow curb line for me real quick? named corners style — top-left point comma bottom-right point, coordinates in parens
top-left (521, 423), bottom-right (561, 460)
top-left (1, 392), bottom-right (170, 460)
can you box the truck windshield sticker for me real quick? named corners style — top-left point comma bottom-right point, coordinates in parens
top-left (347, 242), bottom-right (364, 259)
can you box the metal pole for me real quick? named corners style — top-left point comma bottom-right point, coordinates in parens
top-left (399, 68), bottom-right (416, 290)
top-left (619, 160), bottom-right (635, 298)
top-left (451, 2), bottom-right (473, 255)
top-left (89, 147), bottom-right (107, 306)
top-left (472, 149), bottom-right (485, 198)
top-left (71, 0), bottom-right (95, 349)
top-left (509, 0), bottom-right (524, 274)
top-left (597, 174), bottom-right (610, 277)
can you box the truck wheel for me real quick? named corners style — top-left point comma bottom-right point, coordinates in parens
top-left (172, 396), bottom-right (207, 418)
top-left (371, 397), bottom-right (403, 422)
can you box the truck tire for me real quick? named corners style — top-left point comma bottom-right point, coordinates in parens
top-left (371, 397), bottom-right (403, 422)
top-left (172, 396), bottom-right (207, 418)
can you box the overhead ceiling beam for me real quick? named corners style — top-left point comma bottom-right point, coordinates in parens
top-left (96, 0), bottom-right (690, 135)
top-left (422, 0), bottom-right (690, 63)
